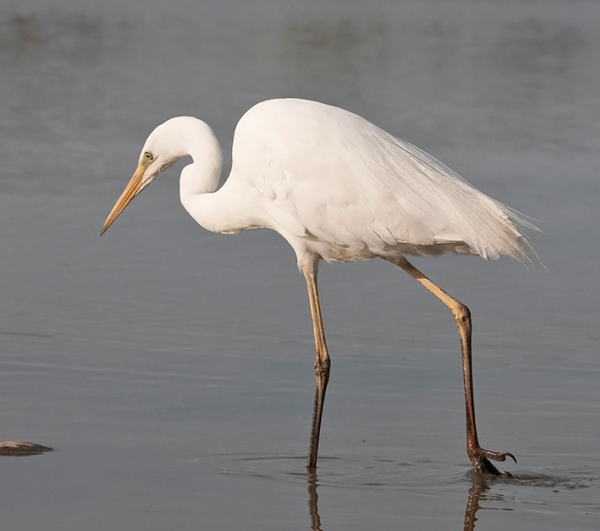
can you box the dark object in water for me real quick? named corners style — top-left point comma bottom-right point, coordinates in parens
top-left (0, 440), bottom-right (53, 457)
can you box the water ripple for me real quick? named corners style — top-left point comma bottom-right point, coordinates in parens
top-left (196, 453), bottom-right (599, 495)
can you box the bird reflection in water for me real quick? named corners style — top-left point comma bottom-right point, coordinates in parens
top-left (463, 473), bottom-right (492, 531)
top-left (306, 469), bottom-right (501, 531)
top-left (307, 471), bottom-right (323, 531)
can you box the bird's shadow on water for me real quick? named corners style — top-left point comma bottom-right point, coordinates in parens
top-left (198, 453), bottom-right (596, 530)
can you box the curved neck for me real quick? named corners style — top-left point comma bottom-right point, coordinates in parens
top-left (179, 130), bottom-right (222, 201)
top-left (178, 123), bottom-right (258, 235)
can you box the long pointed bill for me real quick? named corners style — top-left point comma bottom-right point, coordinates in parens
top-left (101, 164), bottom-right (146, 236)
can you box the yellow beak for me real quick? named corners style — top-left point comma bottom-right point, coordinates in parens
top-left (101, 164), bottom-right (146, 236)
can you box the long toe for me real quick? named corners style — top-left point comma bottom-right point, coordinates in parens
top-left (469, 447), bottom-right (516, 477)
top-left (480, 449), bottom-right (517, 463)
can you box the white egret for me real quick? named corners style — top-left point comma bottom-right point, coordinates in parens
top-left (102, 98), bottom-right (536, 476)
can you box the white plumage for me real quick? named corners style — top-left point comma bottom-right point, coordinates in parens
top-left (102, 98), bottom-right (536, 476)
top-left (129, 98), bottom-right (533, 265)
top-left (227, 99), bottom-right (533, 263)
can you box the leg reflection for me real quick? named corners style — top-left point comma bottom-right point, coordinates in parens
top-left (464, 473), bottom-right (491, 531)
top-left (307, 466), bottom-right (499, 531)
top-left (307, 470), bottom-right (323, 531)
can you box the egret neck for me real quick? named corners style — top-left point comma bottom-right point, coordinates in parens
top-left (178, 120), bottom-right (257, 235)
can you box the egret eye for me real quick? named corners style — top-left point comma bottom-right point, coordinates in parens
top-left (143, 151), bottom-right (154, 162)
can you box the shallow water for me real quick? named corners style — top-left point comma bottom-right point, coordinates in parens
top-left (0, 0), bottom-right (599, 529)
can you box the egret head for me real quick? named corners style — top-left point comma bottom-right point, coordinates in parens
top-left (101, 118), bottom-right (192, 235)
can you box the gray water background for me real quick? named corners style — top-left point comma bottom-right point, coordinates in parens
top-left (0, 0), bottom-right (599, 529)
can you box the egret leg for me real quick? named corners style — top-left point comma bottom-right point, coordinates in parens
top-left (387, 256), bottom-right (516, 476)
top-left (301, 259), bottom-right (331, 470)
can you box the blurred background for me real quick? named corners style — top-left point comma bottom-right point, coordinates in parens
top-left (0, 1), bottom-right (598, 530)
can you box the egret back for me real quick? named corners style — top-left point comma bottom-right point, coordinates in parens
top-left (229, 99), bottom-right (536, 263)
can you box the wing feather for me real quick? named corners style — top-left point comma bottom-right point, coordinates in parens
top-left (233, 99), bottom-right (537, 262)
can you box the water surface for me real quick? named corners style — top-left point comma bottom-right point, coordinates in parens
top-left (0, 0), bottom-right (599, 529)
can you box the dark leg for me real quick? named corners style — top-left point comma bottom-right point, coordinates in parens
top-left (301, 258), bottom-right (331, 470)
top-left (386, 256), bottom-right (516, 475)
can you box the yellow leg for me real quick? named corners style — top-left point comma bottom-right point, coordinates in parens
top-left (301, 259), bottom-right (330, 470)
top-left (387, 256), bottom-right (516, 475)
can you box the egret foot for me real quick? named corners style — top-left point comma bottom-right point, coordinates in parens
top-left (469, 446), bottom-right (516, 477)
